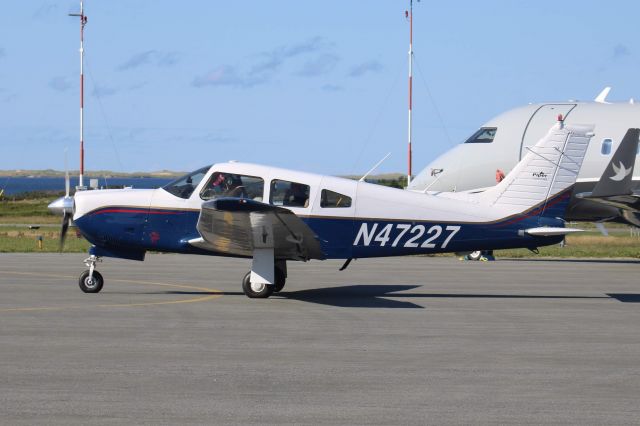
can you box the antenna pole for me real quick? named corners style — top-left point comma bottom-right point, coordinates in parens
top-left (407, 0), bottom-right (414, 186)
top-left (69, 1), bottom-right (87, 189)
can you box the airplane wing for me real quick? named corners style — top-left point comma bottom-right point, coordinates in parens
top-left (576, 128), bottom-right (640, 225)
top-left (190, 198), bottom-right (326, 261)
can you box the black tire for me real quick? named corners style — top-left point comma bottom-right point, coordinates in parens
top-left (78, 270), bottom-right (104, 293)
top-left (273, 267), bottom-right (286, 293)
top-left (467, 251), bottom-right (483, 261)
top-left (242, 272), bottom-right (274, 299)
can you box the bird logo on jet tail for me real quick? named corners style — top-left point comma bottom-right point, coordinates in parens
top-left (610, 161), bottom-right (632, 181)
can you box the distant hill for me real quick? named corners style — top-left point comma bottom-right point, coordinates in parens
top-left (1, 169), bottom-right (405, 182)
top-left (0, 169), bottom-right (185, 178)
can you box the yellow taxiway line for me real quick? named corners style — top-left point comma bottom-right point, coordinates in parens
top-left (0, 270), bottom-right (223, 312)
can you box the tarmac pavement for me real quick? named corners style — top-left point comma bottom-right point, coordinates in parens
top-left (0, 253), bottom-right (639, 425)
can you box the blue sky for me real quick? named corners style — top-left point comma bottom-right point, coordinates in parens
top-left (0, 1), bottom-right (638, 175)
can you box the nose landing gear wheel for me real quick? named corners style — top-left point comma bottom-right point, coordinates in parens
top-left (79, 270), bottom-right (104, 293)
top-left (242, 272), bottom-right (274, 298)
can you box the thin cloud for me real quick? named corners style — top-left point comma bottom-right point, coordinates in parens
top-left (193, 37), bottom-right (334, 89)
top-left (86, 81), bottom-right (144, 97)
top-left (33, 3), bottom-right (58, 19)
top-left (49, 76), bottom-right (72, 92)
top-left (321, 84), bottom-right (343, 92)
top-left (117, 50), bottom-right (181, 71)
top-left (250, 36), bottom-right (329, 75)
top-left (92, 84), bottom-right (118, 97)
top-left (348, 60), bottom-right (383, 77)
top-left (612, 44), bottom-right (630, 60)
top-left (0, 48), bottom-right (5, 59)
top-left (128, 81), bottom-right (148, 91)
top-left (296, 54), bottom-right (340, 77)
top-left (192, 65), bottom-right (267, 88)
top-left (1, 90), bottom-right (18, 103)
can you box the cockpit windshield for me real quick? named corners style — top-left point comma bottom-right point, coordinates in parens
top-left (162, 165), bottom-right (211, 199)
top-left (464, 127), bottom-right (497, 143)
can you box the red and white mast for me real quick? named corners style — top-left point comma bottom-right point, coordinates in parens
top-left (69, 1), bottom-right (87, 189)
top-left (406, 0), bottom-right (415, 186)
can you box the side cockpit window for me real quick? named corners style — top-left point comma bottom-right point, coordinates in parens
top-left (464, 127), bottom-right (497, 144)
top-left (162, 166), bottom-right (210, 199)
top-left (320, 189), bottom-right (352, 208)
top-left (200, 172), bottom-right (264, 201)
top-left (270, 180), bottom-right (310, 208)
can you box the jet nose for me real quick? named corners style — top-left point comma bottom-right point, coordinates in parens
top-left (48, 196), bottom-right (74, 216)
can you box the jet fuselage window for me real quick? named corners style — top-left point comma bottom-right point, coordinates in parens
top-left (162, 165), bottom-right (211, 199)
top-left (270, 179), bottom-right (310, 208)
top-left (601, 138), bottom-right (613, 155)
top-left (463, 127), bottom-right (497, 144)
top-left (320, 189), bottom-right (352, 208)
top-left (200, 172), bottom-right (264, 201)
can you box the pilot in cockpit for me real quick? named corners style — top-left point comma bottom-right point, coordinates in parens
top-left (206, 173), bottom-right (246, 199)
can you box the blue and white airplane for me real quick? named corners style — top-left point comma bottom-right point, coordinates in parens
top-left (51, 120), bottom-right (594, 298)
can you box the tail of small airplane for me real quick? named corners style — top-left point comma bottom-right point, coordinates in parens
top-left (480, 119), bottom-right (593, 221)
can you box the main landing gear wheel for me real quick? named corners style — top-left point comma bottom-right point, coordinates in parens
top-left (78, 270), bottom-right (104, 293)
top-left (242, 272), bottom-right (274, 299)
top-left (467, 251), bottom-right (483, 261)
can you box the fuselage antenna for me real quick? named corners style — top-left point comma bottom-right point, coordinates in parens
top-left (359, 153), bottom-right (392, 182)
top-left (69, 1), bottom-right (87, 190)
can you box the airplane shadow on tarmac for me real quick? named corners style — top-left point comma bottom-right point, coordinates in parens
top-left (165, 286), bottom-right (640, 308)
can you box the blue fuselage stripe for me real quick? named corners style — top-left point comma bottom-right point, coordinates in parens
top-left (75, 204), bottom-right (565, 260)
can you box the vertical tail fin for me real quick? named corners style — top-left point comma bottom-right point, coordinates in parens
top-left (480, 120), bottom-right (593, 219)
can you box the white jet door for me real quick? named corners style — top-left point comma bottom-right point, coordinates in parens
top-left (518, 104), bottom-right (577, 160)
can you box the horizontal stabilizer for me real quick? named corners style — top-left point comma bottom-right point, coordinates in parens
top-left (524, 227), bottom-right (584, 236)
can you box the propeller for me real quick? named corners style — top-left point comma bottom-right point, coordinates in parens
top-left (59, 160), bottom-right (72, 251)
top-left (60, 211), bottom-right (71, 251)
top-left (48, 151), bottom-right (75, 251)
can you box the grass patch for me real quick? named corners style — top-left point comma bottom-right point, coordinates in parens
top-left (0, 225), bottom-right (90, 253)
top-left (496, 233), bottom-right (640, 259)
top-left (0, 198), bottom-right (57, 219)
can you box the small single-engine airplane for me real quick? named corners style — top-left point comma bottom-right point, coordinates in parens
top-left (51, 119), bottom-right (597, 298)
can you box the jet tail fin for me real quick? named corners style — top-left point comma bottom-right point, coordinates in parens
top-left (589, 128), bottom-right (639, 198)
top-left (480, 120), bottom-right (593, 220)
top-left (574, 128), bottom-right (639, 226)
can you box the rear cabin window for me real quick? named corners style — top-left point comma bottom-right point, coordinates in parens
top-left (200, 172), bottom-right (264, 201)
top-left (320, 189), bottom-right (352, 208)
top-left (464, 127), bottom-right (497, 144)
top-left (270, 179), bottom-right (310, 208)
top-left (601, 138), bottom-right (613, 155)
